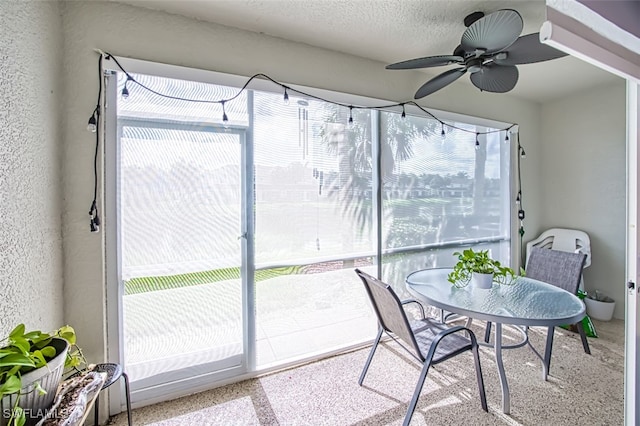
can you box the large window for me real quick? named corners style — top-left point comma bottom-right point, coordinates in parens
top-left (108, 63), bottom-right (514, 403)
top-left (379, 113), bottom-right (511, 291)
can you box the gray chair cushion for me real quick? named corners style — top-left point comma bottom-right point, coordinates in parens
top-left (526, 247), bottom-right (586, 294)
top-left (410, 319), bottom-right (472, 363)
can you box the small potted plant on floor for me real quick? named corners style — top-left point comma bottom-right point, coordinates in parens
top-left (0, 324), bottom-right (85, 426)
top-left (448, 248), bottom-right (515, 289)
top-left (584, 290), bottom-right (616, 321)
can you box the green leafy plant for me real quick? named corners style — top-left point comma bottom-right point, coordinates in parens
top-left (0, 324), bottom-right (85, 426)
top-left (447, 248), bottom-right (515, 288)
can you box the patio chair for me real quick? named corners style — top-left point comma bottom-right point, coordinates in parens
top-left (525, 247), bottom-right (590, 359)
top-left (354, 269), bottom-right (487, 426)
top-left (526, 228), bottom-right (591, 290)
top-left (482, 247), bottom-right (589, 379)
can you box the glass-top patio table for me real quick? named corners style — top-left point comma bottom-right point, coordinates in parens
top-left (406, 268), bottom-right (586, 414)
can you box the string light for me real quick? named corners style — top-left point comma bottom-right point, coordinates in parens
top-left (101, 52), bottom-right (517, 140)
top-left (121, 76), bottom-right (132, 99)
top-left (91, 52), bottom-right (529, 244)
top-left (88, 54), bottom-right (103, 233)
top-left (221, 101), bottom-right (228, 123)
top-left (86, 110), bottom-right (97, 133)
top-left (516, 130), bottom-right (526, 265)
top-left (505, 132), bottom-right (510, 142)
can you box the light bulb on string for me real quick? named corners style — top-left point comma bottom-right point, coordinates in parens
top-left (121, 76), bottom-right (132, 99)
top-left (221, 101), bottom-right (229, 124)
top-left (505, 132), bottom-right (510, 142)
top-left (283, 88), bottom-right (289, 105)
top-left (401, 104), bottom-right (406, 119)
top-left (475, 133), bottom-right (480, 150)
top-left (516, 191), bottom-right (521, 205)
top-left (519, 146), bottom-right (526, 158)
top-left (87, 112), bottom-right (97, 133)
top-left (441, 123), bottom-right (446, 137)
top-left (348, 106), bottom-right (354, 128)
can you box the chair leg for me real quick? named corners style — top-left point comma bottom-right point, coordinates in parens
top-left (123, 371), bottom-right (133, 426)
top-left (403, 362), bottom-right (431, 426)
top-left (543, 326), bottom-right (555, 380)
top-left (471, 344), bottom-right (488, 412)
top-left (94, 371), bottom-right (133, 426)
top-left (576, 322), bottom-right (591, 355)
top-left (484, 322), bottom-right (492, 343)
top-left (94, 392), bottom-right (100, 426)
top-left (359, 328), bottom-right (383, 385)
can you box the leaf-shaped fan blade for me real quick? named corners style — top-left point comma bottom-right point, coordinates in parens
top-left (461, 9), bottom-right (523, 54)
top-left (494, 33), bottom-right (568, 65)
top-left (386, 55), bottom-right (463, 70)
top-left (453, 44), bottom-right (468, 57)
top-left (470, 64), bottom-right (519, 93)
top-left (414, 68), bottom-right (467, 99)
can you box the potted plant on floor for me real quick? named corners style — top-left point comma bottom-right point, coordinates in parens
top-left (0, 324), bottom-right (85, 426)
top-left (448, 248), bottom-right (515, 289)
top-left (584, 290), bottom-right (616, 321)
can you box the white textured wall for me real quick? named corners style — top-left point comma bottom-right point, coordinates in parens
top-left (539, 81), bottom-right (627, 319)
top-left (0, 1), bottom-right (64, 335)
top-left (59, 0), bottom-right (542, 370)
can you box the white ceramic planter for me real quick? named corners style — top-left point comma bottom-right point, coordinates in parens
top-left (585, 297), bottom-right (616, 321)
top-left (0, 338), bottom-right (69, 426)
top-left (472, 272), bottom-right (494, 289)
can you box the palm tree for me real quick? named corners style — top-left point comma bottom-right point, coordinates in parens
top-left (319, 105), bottom-right (433, 235)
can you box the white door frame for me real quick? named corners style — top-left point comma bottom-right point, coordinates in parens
top-left (103, 58), bottom-right (259, 413)
top-left (625, 81), bottom-right (640, 426)
top-left (541, 2), bottom-right (640, 423)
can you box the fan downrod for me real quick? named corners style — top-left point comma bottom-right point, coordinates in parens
top-left (463, 11), bottom-right (484, 27)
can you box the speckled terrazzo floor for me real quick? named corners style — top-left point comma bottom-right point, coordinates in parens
top-left (107, 318), bottom-right (624, 426)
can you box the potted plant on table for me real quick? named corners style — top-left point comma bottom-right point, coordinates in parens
top-left (0, 324), bottom-right (85, 426)
top-left (447, 248), bottom-right (516, 289)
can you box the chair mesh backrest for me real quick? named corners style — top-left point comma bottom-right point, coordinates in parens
top-left (355, 269), bottom-right (420, 354)
top-left (526, 247), bottom-right (586, 294)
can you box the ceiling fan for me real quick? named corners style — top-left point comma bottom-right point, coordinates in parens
top-left (386, 9), bottom-right (568, 99)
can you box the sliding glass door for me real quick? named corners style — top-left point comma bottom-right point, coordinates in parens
top-left (116, 73), bottom-right (250, 401)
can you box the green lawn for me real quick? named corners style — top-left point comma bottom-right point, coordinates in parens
top-left (125, 265), bottom-right (301, 295)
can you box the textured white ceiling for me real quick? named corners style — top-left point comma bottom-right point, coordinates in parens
top-left (113, 0), bottom-right (621, 103)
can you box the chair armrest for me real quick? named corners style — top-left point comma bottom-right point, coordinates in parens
top-left (401, 299), bottom-right (425, 319)
top-left (432, 325), bottom-right (478, 348)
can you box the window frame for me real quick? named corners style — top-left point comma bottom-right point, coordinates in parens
top-left (103, 55), bottom-right (518, 406)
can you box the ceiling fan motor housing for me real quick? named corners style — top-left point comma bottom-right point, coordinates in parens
top-left (466, 57), bottom-right (484, 73)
